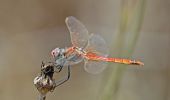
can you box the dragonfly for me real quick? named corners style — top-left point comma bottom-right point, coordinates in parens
top-left (51, 16), bottom-right (144, 76)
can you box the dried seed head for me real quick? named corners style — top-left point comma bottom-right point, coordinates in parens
top-left (34, 75), bottom-right (56, 96)
top-left (34, 62), bottom-right (56, 96)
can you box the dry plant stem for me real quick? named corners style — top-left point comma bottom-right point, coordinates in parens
top-left (99, 0), bottom-right (146, 100)
top-left (39, 95), bottom-right (46, 100)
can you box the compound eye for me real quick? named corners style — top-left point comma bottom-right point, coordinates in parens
top-left (52, 51), bottom-right (55, 56)
top-left (51, 50), bottom-right (58, 58)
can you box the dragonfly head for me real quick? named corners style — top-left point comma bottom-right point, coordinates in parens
top-left (51, 48), bottom-right (60, 58)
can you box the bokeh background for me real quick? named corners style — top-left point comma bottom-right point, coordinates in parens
top-left (0, 0), bottom-right (170, 100)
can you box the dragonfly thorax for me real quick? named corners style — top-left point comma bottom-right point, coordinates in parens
top-left (51, 47), bottom-right (84, 66)
top-left (74, 47), bottom-right (86, 55)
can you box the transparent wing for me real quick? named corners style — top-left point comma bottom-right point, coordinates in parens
top-left (65, 16), bottom-right (89, 48)
top-left (84, 60), bottom-right (107, 74)
top-left (84, 34), bottom-right (109, 74)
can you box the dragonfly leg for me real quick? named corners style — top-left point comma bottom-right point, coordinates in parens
top-left (54, 65), bottom-right (63, 73)
top-left (47, 62), bottom-right (63, 73)
top-left (54, 65), bottom-right (70, 87)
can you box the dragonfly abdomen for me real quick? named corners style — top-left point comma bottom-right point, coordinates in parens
top-left (85, 53), bottom-right (143, 65)
top-left (102, 57), bottom-right (143, 65)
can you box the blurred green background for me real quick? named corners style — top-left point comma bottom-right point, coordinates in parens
top-left (0, 0), bottom-right (169, 100)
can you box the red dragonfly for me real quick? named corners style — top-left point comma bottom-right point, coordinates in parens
top-left (51, 16), bottom-right (144, 74)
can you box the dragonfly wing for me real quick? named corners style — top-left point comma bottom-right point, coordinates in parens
top-left (84, 60), bottom-right (107, 74)
top-left (85, 34), bottom-right (109, 56)
top-left (65, 16), bottom-right (89, 48)
top-left (84, 34), bottom-right (109, 74)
